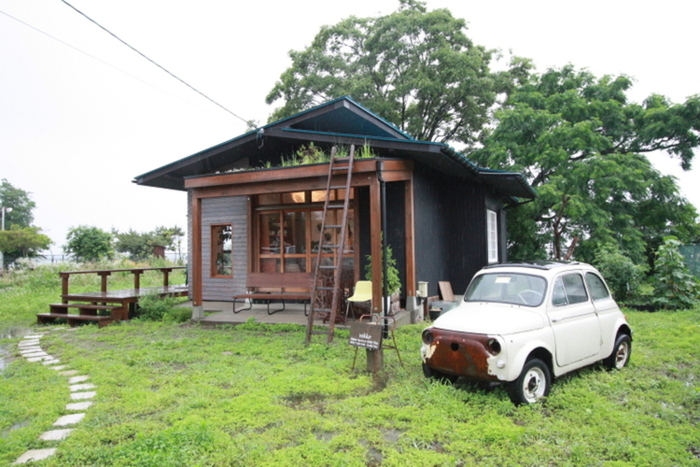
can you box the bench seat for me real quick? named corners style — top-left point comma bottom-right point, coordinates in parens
top-left (233, 272), bottom-right (312, 315)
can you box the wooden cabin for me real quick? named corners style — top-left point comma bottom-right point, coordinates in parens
top-left (134, 97), bottom-right (535, 320)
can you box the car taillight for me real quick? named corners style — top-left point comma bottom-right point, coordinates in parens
top-left (422, 329), bottom-right (434, 345)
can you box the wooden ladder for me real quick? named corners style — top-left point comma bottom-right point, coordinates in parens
top-left (306, 145), bottom-right (356, 344)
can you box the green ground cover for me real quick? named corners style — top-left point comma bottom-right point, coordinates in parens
top-left (1, 264), bottom-right (699, 466)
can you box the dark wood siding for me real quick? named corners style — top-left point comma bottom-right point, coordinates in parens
top-left (413, 165), bottom-right (488, 297)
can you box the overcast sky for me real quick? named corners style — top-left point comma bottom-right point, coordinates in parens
top-left (1, 0), bottom-right (698, 255)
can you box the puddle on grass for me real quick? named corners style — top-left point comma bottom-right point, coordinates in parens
top-left (0, 326), bottom-right (34, 373)
top-left (0, 421), bottom-right (29, 438)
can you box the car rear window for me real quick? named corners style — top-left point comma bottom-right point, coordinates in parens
top-left (464, 273), bottom-right (546, 307)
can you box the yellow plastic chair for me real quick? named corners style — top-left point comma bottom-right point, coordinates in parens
top-left (345, 281), bottom-right (372, 322)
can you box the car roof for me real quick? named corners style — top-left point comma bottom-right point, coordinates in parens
top-left (482, 261), bottom-right (581, 271)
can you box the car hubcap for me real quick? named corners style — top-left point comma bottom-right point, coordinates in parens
top-left (615, 342), bottom-right (629, 369)
top-left (523, 367), bottom-right (545, 402)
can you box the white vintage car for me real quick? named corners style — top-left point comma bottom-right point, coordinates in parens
top-left (420, 261), bottom-right (632, 404)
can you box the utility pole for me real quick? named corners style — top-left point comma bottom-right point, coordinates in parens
top-left (0, 205), bottom-right (12, 271)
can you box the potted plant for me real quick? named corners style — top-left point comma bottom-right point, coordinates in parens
top-left (364, 243), bottom-right (402, 314)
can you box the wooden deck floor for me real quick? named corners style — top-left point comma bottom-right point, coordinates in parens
top-left (194, 301), bottom-right (412, 328)
top-left (63, 284), bottom-right (188, 302)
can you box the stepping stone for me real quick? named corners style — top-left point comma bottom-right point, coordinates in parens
top-left (23, 334), bottom-right (44, 339)
top-left (41, 359), bottom-right (60, 365)
top-left (49, 365), bottom-right (68, 371)
top-left (70, 391), bottom-right (96, 400)
top-left (53, 413), bottom-right (85, 426)
top-left (70, 383), bottom-right (96, 392)
top-left (18, 341), bottom-right (40, 348)
top-left (27, 355), bottom-right (54, 362)
top-left (13, 448), bottom-right (56, 464)
top-left (69, 375), bottom-right (89, 384)
top-left (22, 351), bottom-right (48, 358)
top-left (66, 401), bottom-right (93, 411)
top-left (19, 347), bottom-right (42, 353)
top-left (39, 429), bottom-right (74, 441)
top-left (60, 370), bottom-right (80, 376)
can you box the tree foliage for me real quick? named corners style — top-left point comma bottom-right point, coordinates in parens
top-left (0, 226), bottom-right (52, 264)
top-left (593, 243), bottom-right (646, 302)
top-left (266, 0), bottom-right (531, 148)
top-left (472, 65), bottom-right (700, 264)
top-left (64, 226), bottom-right (113, 262)
top-left (114, 226), bottom-right (184, 260)
top-left (0, 179), bottom-right (36, 228)
top-left (651, 237), bottom-right (700, 310)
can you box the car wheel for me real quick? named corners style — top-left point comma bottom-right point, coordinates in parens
top-left (603, 334), bottom-right (631, 370)
top-left (422, 363), bottom-right (458, 383)
top-left (508, 358), bottom-right (551, 405)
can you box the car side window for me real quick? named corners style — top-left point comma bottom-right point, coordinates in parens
top-left (552, 274), bottom-right (588, 306)
top-left (552, 279), bottom-right (568, 306)
top-left (585, 273), bottom-right (610, 301)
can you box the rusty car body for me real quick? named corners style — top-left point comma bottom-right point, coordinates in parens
top-left (420, 261), bottom-right (632, 404)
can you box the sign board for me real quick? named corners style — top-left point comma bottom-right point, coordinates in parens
top-left (349, 322), bottom-right (383, 350)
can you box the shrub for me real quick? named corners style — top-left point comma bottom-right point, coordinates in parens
top-left (593, 243), bottom-right (646, 302)
top-left (651, 236), bottom-right (700, 310)
top-left (135, 293), bottom-right (190, 323)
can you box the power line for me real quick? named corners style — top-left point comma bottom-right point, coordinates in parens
top-left (58, 0), bottom-right (251, 126)
top-left (0, 9), bottom-right (237, 122)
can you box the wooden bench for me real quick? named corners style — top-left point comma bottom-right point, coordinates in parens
top-left (233, 272), bottom-right (313, 315)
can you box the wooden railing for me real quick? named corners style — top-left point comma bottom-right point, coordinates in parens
top-left (59, 267), bottom-right (186, 303)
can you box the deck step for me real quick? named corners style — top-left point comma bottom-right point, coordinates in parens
top-left (49, 304), bottom-right (115, 316)
top-left (37, 313), bottom-right (113, 328)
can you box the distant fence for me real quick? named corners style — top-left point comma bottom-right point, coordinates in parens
top-left (679, 244), bottom-right (700, 279)
top-left (35, 252), bottom-right (188, 265)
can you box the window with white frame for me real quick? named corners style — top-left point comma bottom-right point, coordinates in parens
top-left (487, 209), bottom-right (498, 264)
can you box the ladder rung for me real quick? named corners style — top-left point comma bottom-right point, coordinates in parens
top-left (326, 204), bottom-right (344, 209)
top-left (319, 265), bottom-right (337, 269)
top-left (312, 308), bottom-right (331, 313)
top-left (332, 166), bottom-right (348, 171)
top-left (310, 330), bottom-right (330, 335)
top-left (316, 287), bottom-right (335, 291)
top-left (329, 185), bottom-right (346, 190)
top-left (325, 225), bottom-right (342, 229)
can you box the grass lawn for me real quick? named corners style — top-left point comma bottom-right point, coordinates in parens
top-left (1, 263), bottom-right (699, 466)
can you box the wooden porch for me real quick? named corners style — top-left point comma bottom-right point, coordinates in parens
top-left (37, 267), bottom-right (187, 327)
top-left (195, 300), bottom-right (414, 328)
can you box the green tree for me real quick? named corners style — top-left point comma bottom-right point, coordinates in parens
top-left (266, 0), bottom-right (531, 148)
top-left (652, 236), bottom-right (700, 310)
top-left (472, 65), bottom-right (700, 263)
top-left (64, 226), bottom-right (113, 262)
top-left (152, 226), bottom-right (184, 252)
top-left (593, 243), bottom-right (646, 302)
top-left (114, 226), bottom-right (185, 260)
top-left (0, 226), bottom-right (52, 264)
top-left (0, 179), bottom-right (36, 228)
top-left (114, 229), bottom-right (154, 260)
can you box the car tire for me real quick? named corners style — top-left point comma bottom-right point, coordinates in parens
top-left (508, 358), bottom-right (551, 405)
top-left (603, 334), bottom-right (631, 370)
top-left (422, 363), bottom-right (458, 383)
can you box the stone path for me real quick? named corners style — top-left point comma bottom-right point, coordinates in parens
top-left (13, 330), bottom-right (96, 465)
